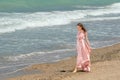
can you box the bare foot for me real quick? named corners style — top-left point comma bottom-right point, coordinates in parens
top-left (72, 68), bottom-right (77, 73)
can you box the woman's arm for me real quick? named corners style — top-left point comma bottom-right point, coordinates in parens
top-left (85, 32), bottom-right (91, 47)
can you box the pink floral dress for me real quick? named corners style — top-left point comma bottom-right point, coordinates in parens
top-left (76, 31), bottom-right (91, 72)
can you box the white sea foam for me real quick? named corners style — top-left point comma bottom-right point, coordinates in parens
top-left (108, 2), bottom-right (120, 8)
top-left (75, 16), bottom-right (120, 22)
top-left (5, 49), bottom-right (75, 61)
top-left (74, 5), bottom-right (104, 9)
top-left (0, 3), bottom-right (120, 34)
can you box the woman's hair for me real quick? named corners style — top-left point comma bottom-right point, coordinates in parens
top-left (77, 23), bottom-right (87, 32)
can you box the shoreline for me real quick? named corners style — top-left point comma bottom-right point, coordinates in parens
top-left (92, 41), bottom-right (120, 49)
top-left (8, 43), bottom-right (120, 80)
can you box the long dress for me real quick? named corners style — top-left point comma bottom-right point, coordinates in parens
top-left (76, 31), bottom-right (91, 72)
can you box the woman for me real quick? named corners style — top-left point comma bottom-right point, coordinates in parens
top-left (73, 23), bottom-right (91, 73)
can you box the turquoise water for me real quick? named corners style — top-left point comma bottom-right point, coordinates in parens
top-left (0, 0), bottom-right (120, 12)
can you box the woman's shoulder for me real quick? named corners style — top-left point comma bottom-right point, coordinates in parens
top-left (82, 32), bottom-right (87, 37)
top-left (85, 32), bottom-right (88, 35)
top-left (78, 31), bottom-right (87, 35)
top-left (81, 31), bottom-right (87, 35)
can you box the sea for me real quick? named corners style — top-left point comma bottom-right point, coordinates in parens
top-left (0, 0), bottom-right (120, 79)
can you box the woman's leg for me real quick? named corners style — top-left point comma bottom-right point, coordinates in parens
top-left (72, 67), bottom-right (77, 73)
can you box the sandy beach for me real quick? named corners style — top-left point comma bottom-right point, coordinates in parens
top-left (8, 43), bottom-right (120, 80)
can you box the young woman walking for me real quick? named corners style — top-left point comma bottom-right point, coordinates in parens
top-left (73, 23), bottom-right (92, 73)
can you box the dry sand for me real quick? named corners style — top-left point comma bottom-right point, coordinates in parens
top-left (8, 43), bottom-right (120, 80)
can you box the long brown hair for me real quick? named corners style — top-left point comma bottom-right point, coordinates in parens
top-left (77, 23), bottom-right (87, 33)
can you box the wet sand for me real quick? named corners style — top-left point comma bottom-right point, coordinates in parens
top-left (8, 43), bottom-right (120, 80)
